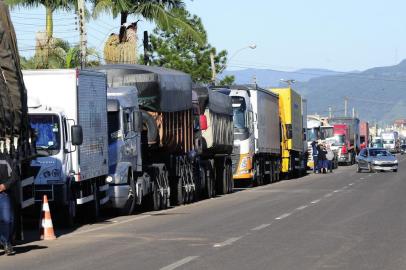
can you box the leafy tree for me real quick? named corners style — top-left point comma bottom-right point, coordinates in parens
top-left (20, 39), bottom-right (100, 69)
top-left (6, 0), bottom-right (77, 38)
top-left (91, 0), bottom-right (203, 63)
top-left (141, 9), bottom-right (234, 85)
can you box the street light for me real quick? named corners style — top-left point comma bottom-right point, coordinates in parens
top-left (225, 43), bottom-right (257, 71)
top-left (212, 43), bottom-right (257, 84)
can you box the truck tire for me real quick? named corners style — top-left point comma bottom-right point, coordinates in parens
top-left (152, 182), bottom-right (161, 211)
top-left (120, 172), bottom-right (136, 215)
top-left (92, 181), bottom-right (100, 221)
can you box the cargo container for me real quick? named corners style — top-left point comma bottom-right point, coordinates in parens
top-left (360, 122), bottom-right (369, 149)
top-left (95, 65), bottom-right (196, 206)
top-left (25, 69), bottom-right (109, 223)
top-left (193, 87), bottom-right (234, 197)
top-left (271, 87), bottom-right (305, 178)
top-left (216, 85), bottom-right (281, 186)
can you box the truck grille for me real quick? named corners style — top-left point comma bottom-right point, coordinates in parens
top-left (35, 185), bottom-right (53, 201)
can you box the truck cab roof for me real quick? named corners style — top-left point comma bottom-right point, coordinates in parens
top-left (107, 86), bottom-right (139, 110)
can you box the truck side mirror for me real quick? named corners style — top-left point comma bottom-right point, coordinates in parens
top-left (199, 115), bottom-right (208, 131)
top-left (71, 125), bottom-right (83, 146)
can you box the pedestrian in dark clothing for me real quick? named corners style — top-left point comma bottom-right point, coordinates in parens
top-left (311, 141), bottom-right (318, 173)
top-left (317, 144), bottom-right (328, 174)
top-left (0, 158), bottom-right (17, 256)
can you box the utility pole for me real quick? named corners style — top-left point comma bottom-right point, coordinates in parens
top-left (352, 107), bottom-right (355, 118)
top-left (143, 31), bottom-right (150, 65)
top-left (344, 97), bottom-right (348, 117)
top-left (78, 0), bottom-right (86, 69)
top-left (210, 52), bottom-right (216, 85)
top-left (328, 106), bottom-right (332, 118)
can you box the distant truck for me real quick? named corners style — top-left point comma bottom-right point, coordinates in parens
top-left (219, 85), bottom-right (281, 186)
top-left (25, 69), bottom-right (110, 223)
top-left (271, 87), bottom-right (305, 178)
top-left (381, 131), bottom-right (399, 153)
top-left (372, 137), bottom-right (383, 148)
top-left (328, 117), bottom-right (360, 165)
top-left (360, 122), bottom-right (369, 149)
top-left (306, 115), bottom-right (334, 169)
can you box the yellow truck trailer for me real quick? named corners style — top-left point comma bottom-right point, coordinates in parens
top-left (271, 87), bottom-right (305, 178)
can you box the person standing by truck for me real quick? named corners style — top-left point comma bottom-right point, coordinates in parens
top-left (0, 158), bottom-right (16, 255)
top-left (311, 141), bottom-right (318, 173)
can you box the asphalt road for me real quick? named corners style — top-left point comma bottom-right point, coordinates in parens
top-left (2, 156), bottom-right (406, 270)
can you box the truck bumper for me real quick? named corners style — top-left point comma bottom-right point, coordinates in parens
top-left (109, 184), bottom-right (130, 209)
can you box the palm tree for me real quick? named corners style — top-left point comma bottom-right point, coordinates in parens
top-left (6, 0), bottom-right (77, 39)
top-left (92, 0), bottom-right (202, 64)
top-left (21, 39), bottom-right (100, 69)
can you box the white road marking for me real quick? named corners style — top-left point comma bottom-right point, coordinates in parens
top-left (333, 190), bottom-right (340, 193)
top-left (213, 237), bottom-right (242, 248)
top-left (251, 223), bottom-right (271, 231)
top-left (311, 199), bottom-right (320, 204)
top-left (63, 215), bottom-right (151, 237)
top-left (275, 213), bottom-right (291, 220)
top-left (296, 205), bottom-right (308, 210)
top-left (160, 256), bottom-right (199, 270)
top-left (360, 178), bottom-right (365, 180)
top-left (349, 183), bottom-right (354, 186)
top-left (324, 193), bottom-right (333, 198)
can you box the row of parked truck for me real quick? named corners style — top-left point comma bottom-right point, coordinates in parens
top-left (18, 65), bottom-right (314, 223)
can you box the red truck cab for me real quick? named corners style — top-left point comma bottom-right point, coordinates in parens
top-left (333, 124), bottom-right (355, 165)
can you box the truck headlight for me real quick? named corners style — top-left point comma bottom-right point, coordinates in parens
top-left (106, 176), bottom-right (113, 183)
top-left (394, 160), bottom-right (398, 164)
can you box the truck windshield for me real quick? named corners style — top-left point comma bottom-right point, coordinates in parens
top-left (231, 97), bottom-right (247, 129)
top-left (322, 127), bottom-right (333, 139)
top-left (383, 140), bottom-right (394, 144)
top-left (108, 111), bottom-right (120, 144)
top-left (29, 114), bottom-right (61, 156)
top-left (307, 128), bottom-right (319, 141)
top-left (331, 135), bottom-right (345, 146)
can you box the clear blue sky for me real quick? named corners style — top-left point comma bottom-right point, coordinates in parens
top-left (9, 0), bottom-right (406, 72)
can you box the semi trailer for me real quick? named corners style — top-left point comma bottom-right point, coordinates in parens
top-left (96, 64), bottom-right (196, 206)
top-left (24, 69), bottom-right (110, 223)
top-left (217, 85), bottom-right (281, 186)
top-left (193, 87), bottom-right (234, 197)
top-left (271, 87), bottom-right (305, 178)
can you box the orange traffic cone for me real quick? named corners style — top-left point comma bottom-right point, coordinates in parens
top-left (40, 195), bottom-right (56, 240)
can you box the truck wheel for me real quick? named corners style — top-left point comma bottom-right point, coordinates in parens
top-left (227, 163), bottom-right (233, 194)
top-left (92, 181), bottom-right (100, 221)
top-left (152, 183), bottom-right (161, 211)
top-left (177, 176), bottom-right (184, 205)
top-left (120, 173), bottom-right (136, 215)
top-left (206, 168), bottom-right (214, 198)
